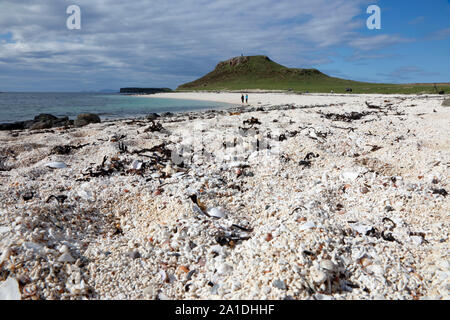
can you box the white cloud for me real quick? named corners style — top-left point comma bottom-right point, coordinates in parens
top-left (0, 0), bottom-right (418, 90)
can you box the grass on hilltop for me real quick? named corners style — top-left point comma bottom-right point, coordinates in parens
top-left (177, 56), bottom-right (450, 94)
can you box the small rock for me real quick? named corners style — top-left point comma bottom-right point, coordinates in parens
top-left (361, 187), bottom-right (369, 194)
top-left (126, 250), bottom-right (141, 259)
top-left (0, 278), bottom-right (21, 300)
top-left (320, 260), bottom-right (337, 273)
top-left (342, 171), bottom-right (359, 181)
top-left (273, 279), bottom-right (287, 290)
top-left (411, 236), bottom-right (423, 245)
top-left (314, 293), bottom-right (335, 300)
top-left (74, 113), bottom-right (101, 127)
top-left (58, 252), bottom-right (75, 263)
top-left (298, 221), bottom-right (315, 231)
top-left (59, 245), bottom-right (70, 254)
top-left (45, 162), bottom-right (68, 169)
top-left (351, 223), bottom-right (372, 235)
top-left (0, 226), bottom-right (10, 234)
top-left (311, 269), bottom-right (328, 284)
top-left (146, 113), bottom-right (160, 121)
top-left (131, 160), bottom-right (143, 170)
top-left (265, 233), bottom-right (273, 242)
top-left (217, 263), bottom-right (233, 275)
top-left (30, 120), bottom-right (53, 130)
top-left (143, 284), bottom-right (157, 298)
top-left (207, 207), bottom-right (227, 219)
top-left (211, 284), bottom-right (220, 295)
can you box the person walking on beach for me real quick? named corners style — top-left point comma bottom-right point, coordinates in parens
top-left (245, 94), bottom-right (248, 104)
top-left (241, 94), bottom-right (244, 104)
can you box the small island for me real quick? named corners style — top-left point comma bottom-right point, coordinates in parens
top-left (120, 88), bottom-right (173, 95)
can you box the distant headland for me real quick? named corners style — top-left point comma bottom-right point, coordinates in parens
top-left (120, 88), bottom-right (173, 94)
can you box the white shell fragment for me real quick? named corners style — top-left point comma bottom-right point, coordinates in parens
top-left (0, 226), bottom-right (10, 234)
top-left (131, 160), bottom-right (143, 170)
top-left (298, 221), bottom-right (315, 231)
top-left (207, 207), bottom-right (227, 219)
top-left (321, 260), bottom-right (337, 273)
top-left (0, 93), bottom-right (448, 300)
top-left (341, 171), bottom-right (359, 181)
top-left (58, 252), bottom-right (75, 263)
top-left (351, 223), bottom-right (372, 235)
top-left (0, 278), bottom-right (21, 300)
top-left (45, 162), bottom-right (67, 169)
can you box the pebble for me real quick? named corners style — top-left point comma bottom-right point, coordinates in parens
top-left (0, 278), bottom-right (21, 300)
top-left (311, 269), bottom-right (328, 284)
top-left (273, 279), bottom-right (287, 290)
top-left (320, 260), bottom-right (337, 273)
top-left (411, 236), bottom-right (423, 245)
top-left (207, 207), bottom-right (227, 219)
top-left (342, 171), bottom-right (359, 181)
top-left (45, 162), bottom-right (68, 169)
top-left (217, 263), bottom-right (233, 275)
top-left (126, 250), bottom-right (141, 259)
top-left (298, 221), bottom-right (315, 231)
top-left (58, 252), bottom-right (75, 263)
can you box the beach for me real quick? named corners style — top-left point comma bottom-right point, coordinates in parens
top-left (0, 92), bottom-right (448, 300)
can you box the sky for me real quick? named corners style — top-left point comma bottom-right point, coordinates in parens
top-left (0, 0), bottom-right (449, 92)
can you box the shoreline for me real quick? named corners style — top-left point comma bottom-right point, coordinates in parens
top-left (137, 91), bottom-right (449, 107)
top-left (0, 93), bottom-right (448, 300)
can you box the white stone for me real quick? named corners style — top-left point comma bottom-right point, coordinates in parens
top-left (23, 242), bottom-right (44, 253)
top-left (0, 226), bottom-right (10, 234)
top-left (217, 263), bottom-right (233, 275)
top-left (311, 269), bottom-right (328, 284)
top-left (351, 224), bottom-right (372, 235)
top-left (207, 207), bottom-right (227, 219)
top-left (0, 277), bottom-right (21, 300)
top-left (131, 160), bottom-right (143, 170)
top-left (45, 162), bottom-right (68, 169)
top-left (59, 245), bottom-right (70, 254)
top-left (58, 252), bottom-right (75, 263)
top-left (341, 171), bottom-right (359, 181)
top-left (320, 260), bottom-right (337, 273)
top-left (298, 221), bottom-right (315, 231)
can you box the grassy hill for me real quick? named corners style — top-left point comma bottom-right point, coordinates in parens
top-left (177, 55), bottom-right (449, 94)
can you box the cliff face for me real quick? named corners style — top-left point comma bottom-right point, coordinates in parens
top-left (120, 88), bottom-right (173, 94)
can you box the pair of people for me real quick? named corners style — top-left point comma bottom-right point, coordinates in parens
top-left (241, 94), bottom-right (248, 104)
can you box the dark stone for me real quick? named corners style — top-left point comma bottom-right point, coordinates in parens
top-left (52, 116), bottom-right (71, 127)
top-left (30, 120), bottom-right (53, 130)
top-left (0, 122), bottom-right (25, 131)
top-left (161, 112), bottom-right (175, 117)
top-left (34, 114), bottom-right (58, 122)
top-left (74, 113), bottom-right (101, 127)
top-left (146, 113), bottom-right (160, 121)
top-left (22, 120), bottom-right (36, 129)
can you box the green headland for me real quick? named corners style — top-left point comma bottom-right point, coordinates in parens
top-left (177, 55), bottom-right (449, 94)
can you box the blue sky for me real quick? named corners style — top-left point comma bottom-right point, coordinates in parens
top-left (0, 0), bottom-right (449, 91)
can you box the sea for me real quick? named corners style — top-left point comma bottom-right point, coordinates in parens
top-left (0, 92), bottom-right (232, 123)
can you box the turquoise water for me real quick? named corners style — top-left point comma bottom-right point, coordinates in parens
top-left (0, 93), bottom-right (232, 123)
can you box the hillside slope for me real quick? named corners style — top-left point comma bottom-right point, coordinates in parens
top-left (177, 55), bottom-right (450, 94)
